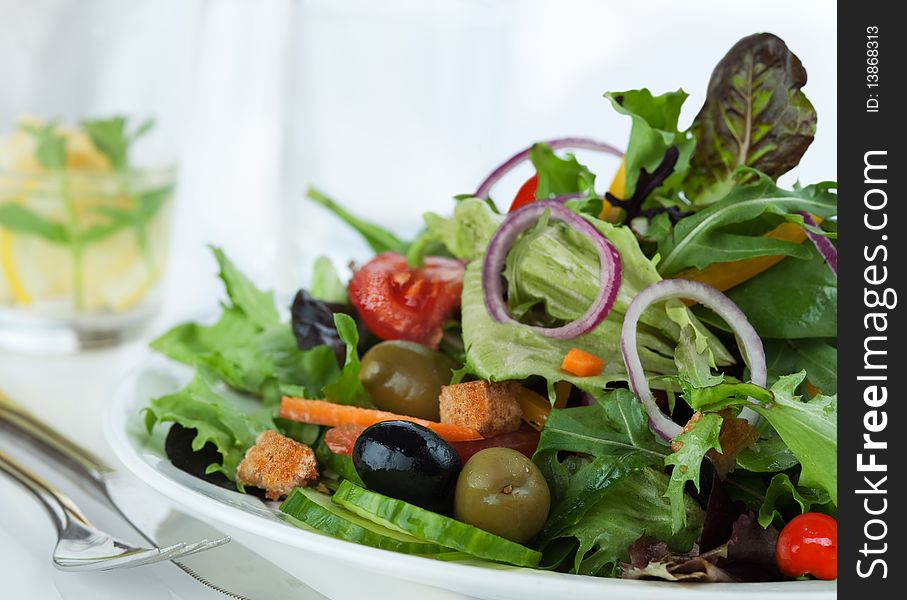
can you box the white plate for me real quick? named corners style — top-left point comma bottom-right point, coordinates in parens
top-left (105, 355), bottom-right (836, 600)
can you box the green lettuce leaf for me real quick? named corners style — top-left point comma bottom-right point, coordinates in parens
top-left (529, 144), bottom-right (596, 198)
top-left (690, 371), bottom-right (836, 505)
top-left (440, 199), bottom-right (732, 392)
top-left (763, 338), bottom-right (837, 394)
top-left (546, 465), bottom-right (703, 576)
top-left (735, 426), bottom-right (799, 473)
top-left (603, 89), bottom-right (694, 202)
top-left (696, 240), bottom-right (837, 339)
top-left (656, 174), bottom-right (837, 276)
top-left (757, 473), bottom-right (832, 528)
top-left (310, 256), bottom-right (348, 303)
top-left (308, 186), bottom-right (408, 255)
top-left (664, 412), bottom-right (722, 533)
top-left (684, 33), bottom-right (817, 205)
top-left (144, 369), bottom-right (275, 480)
top-left (322, 313), bottom-right (372, 407)
top-left (211, 246), bottom-right (279, 329)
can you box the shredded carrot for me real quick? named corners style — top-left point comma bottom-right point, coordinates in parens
top-left (561, 348), bottom-right (604, 377)
top-left (279, 397), bottom-right (483, 442)
top-left (675, 217), bottom-right (824, 302)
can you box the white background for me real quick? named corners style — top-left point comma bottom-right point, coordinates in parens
top-left (1, 1), bottom-right (836, 598)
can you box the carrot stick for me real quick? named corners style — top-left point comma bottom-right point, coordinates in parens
top-left (279, 397), bottom-right (483, 442)
top-left (561, 348), bottom-right (604, 377)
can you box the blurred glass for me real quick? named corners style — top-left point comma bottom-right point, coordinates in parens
top-left (0, 0), bottom-right (200, 352)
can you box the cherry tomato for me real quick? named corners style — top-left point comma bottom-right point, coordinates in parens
top-left (450, 427), bottom-right (540, 464)
top-left (324, 424), bottom-right (365, 455)
top-left (776, 513), bottom-right (837, 580)
top-left (508, 174), bottom-right (539, 212)
top-left (349, 252), bottom-right (464, 348)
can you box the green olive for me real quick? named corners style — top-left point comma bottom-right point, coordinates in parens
top-left (454, 448), bottom-right (551, 543)
top-left (359, 341), bottom-right (457, 421)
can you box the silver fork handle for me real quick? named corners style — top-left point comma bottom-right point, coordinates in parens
top-left (0, 449), bottom-right (89, 535)
top-left (0, 393), bottom-right (111, 486)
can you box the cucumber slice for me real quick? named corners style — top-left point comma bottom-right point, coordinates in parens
top-left (280, 488), bottom-right (444, 555)
top-left (333, 480), bottom-right (542, 568)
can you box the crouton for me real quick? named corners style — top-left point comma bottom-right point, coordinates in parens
top-left (236, 430), bottom-right (318, 500)
top-left (439, 380), bottom-right (523, 438)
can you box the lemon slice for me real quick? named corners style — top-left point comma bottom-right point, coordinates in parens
top-left (0, 229), bottom-right (32, 305)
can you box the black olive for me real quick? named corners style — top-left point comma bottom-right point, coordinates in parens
top-left (352, 421), bottom-right (461, 512)
top-left (164, 424), bottom-right (234, 490)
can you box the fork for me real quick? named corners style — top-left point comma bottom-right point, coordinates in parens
top-left (0, 449), bottom-right (221, 571)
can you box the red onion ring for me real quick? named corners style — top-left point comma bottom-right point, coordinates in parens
top-left (620, 279), bottom-right (766, 441)
top-left (482, 200), bottom-right (621, 339)
top-left (799, 212), bottom-right (837, 277)
top-left (474, 137), bottom-right (623, 199)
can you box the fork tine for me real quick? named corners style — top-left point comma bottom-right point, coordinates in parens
top-left (168, 536), bottom-right (230, 560)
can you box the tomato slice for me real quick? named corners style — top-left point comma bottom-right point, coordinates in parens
top-left (349, 252), bottom-right (464, 348)
top-left (324, 424), bottom-right (365, 455)
top-left (450, 427), bottom-right (540, 464)
top-left (507, 174), bottom-right (539, 213)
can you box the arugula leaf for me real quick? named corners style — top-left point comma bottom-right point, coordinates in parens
top-left (322, 313), bottom-right (372, 407)
top-left (656, 174), bottom-right (837, 276)
top-left (21, 122), bottom-right (67, 170)
top-left (757, 473), bottom-right (832, 528)
top-left (735, 426), bottom-right (799, 473)
top-left (550, 466), bottom-right (703, 576)
top-left (697, 241), bottom-right (837, 339)
top-left (764, 338), bottom-right (837, 394)
top-left (211, 246), bottom-right (279, 329)
top-left (529, 144), bottom-right (595, 198)
top-left (751, 374), bottom-right (836, 504)
top-left (684, 34), bottom-right (817, 205)
top-left (310, 256), bottom-right (348, 303)
top-left (144, 368), bottom-right (275, 480)
top-left (81, 116), bottom-right (154, 170)
top-left (0, 204), bottom-right (69, 244)
top-left (664, 412), bottom-right (722, 532)
top-left (308, 187), bottom-right (408, 255)
top-left (603, 89), bottom-right (694, 202)
top-left (535, 389), bottom-right (669, 467)
top-left (692, 372), bottom-right (837, 505)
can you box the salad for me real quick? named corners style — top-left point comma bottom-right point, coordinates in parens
top-left (144, 32), bottom-right (837, 583)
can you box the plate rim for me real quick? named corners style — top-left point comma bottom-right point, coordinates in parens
top-left (104, 353), bottom-right (837, 600)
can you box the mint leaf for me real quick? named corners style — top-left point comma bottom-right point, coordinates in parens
top-left (81, 116), bottom-right (154, 170)
top-left (21, 122), bottom-right (66, 170)
top-left (0, 204), bottom-right (69, 244)
top-left (664, 412), bottom-right (722, 532)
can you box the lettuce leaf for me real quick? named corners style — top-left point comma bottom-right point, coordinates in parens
top-left (144, 369), bottom-right (275, 480)
top-left (664, 412), bottom-right (722, 533)
top-left (757, 473), bottom-right (833, 528)
top-left (434, 199), bottom-right (732, 392)
top-left (532, 390), bottom-right (701, 575)
top-left (684, 371), bottom-right (837, 506)
top-left (322, 313), bottom-right (372, 407)
top-left (603, 89), bottom-right (694, 202)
